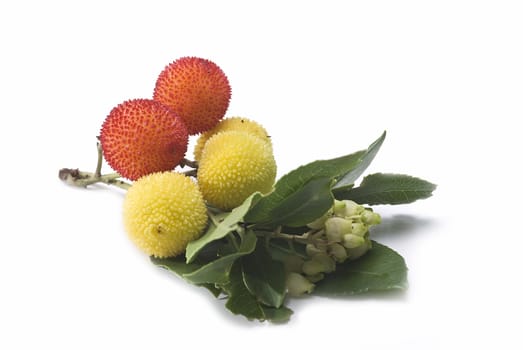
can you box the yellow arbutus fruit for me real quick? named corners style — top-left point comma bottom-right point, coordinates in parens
top-left (193, 117), bottom-right (272, 162)
top-left (197, 130), bottom-right (277, 211)
top-left (123, 172), bottom-right (208, 258)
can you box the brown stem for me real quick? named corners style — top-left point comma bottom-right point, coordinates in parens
top-left (58, 168), bottom-right (131, 190)
top-left (180, 158), bottom-right (199, 169)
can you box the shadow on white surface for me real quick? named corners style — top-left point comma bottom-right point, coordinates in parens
top-left (152, 263), bottom-right (266, 328)
top-left (150, 233), bottom-right (411, 329)
top-left (371, 214), bottom-right (435, 239)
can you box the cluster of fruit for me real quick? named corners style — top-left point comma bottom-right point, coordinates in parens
top-left (60, 56), bottom-right (437, 323)
top-left (98, 57), bottom-right (276, 258)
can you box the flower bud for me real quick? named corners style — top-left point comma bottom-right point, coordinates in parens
top-left (347, 239), bottom-right (372, 260)
top-left (307, 208), bottom-right (333, 229)
top-left (325, 217), bottom-right (352, 242)
top-left (283, 255), bottom-right (304, 273)
top-left (351, 222), bottom-right (368, 236)
top-left (343, 234), bottom-right (365, 248)
top-left (314, 254), bottom-right (336, 273)
top-left (361, 210), bottom-right (381, 225)
top-left (333, 200), bottom-right (347, 216)
top-left (306, 243), bottom-right (326, 257)
top-left (328, 243), bottom-right (348, 262)
top-left (315, 239), bottom-right (329, 252)
top-left (286, 272), bottom-right (315, 297)
top-left (302, 253), bottom-right (336, 275)
top-left (306, 273), bottom-right (325, 283)
top-left (302, 260), bottom-right (322, 275)
top-left (341, 200), bottom-right (364, 217)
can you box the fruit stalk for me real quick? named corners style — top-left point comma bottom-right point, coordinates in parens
top-left (58, 142), bottom-right (131, 190)
top-left (253, 227), bottom-right (315, 246)
top-left (180, 158), bottom-right (199, 169)
top-left (268, 229), bottom-right (312, 245)
top-left (58, 168), bottom-right (131, 190)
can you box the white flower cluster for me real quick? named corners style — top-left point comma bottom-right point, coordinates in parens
top-left (285, 200), bottom-right (381, 296)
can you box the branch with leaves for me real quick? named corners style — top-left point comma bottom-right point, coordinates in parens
top-left (58, 55), bottom-right (437, 323)
top-left (147, 131), bottom-right (436, 322)
top-left (60, 131), bottom-right (436, 322)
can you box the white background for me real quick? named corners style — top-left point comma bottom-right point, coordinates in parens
top-left (1, 1), bottom-right (522, 349)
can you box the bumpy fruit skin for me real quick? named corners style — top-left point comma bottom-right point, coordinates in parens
top-left (100, 99), bottom-right (188, 181)
top-left (153, 57), bottom-right (231, 135)
top-left (197, 131), bottom-right (276, 210)
top-left (193, 116), bottom-right (272, 162)
top-left (123, 172), bottom-right (208, 258)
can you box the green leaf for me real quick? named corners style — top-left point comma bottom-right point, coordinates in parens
top-left (186, 192), bottom-right (262, 263)
top-left (150, 256), bottom-right (221, 297)
top-left (245, 131), bottom-right (386, 227)
top-left (224, 262), bottom-right (293, 323)
top-left (266, 239), bottom-right (308, 262)
top-left (336, 173), bottom-right (437, 205)
top-left (224, 262), bottom-right (265, 320)
top-left (271, 177), bottom-right (334, 227)
top-left (260, 305), bottom-right (294, 324)
top-left (331, 130), bottom-right (386, 190)
top-left (241, 244), bottom-right (287, 308)
top-left (250, 177), bottom-right (334, 228)
top-left (183, 231), bottom-right (257, 285)
top-left (313, 241), bottom-right (408, 296)
top-left (150, 255), bottom-right (202, 275)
